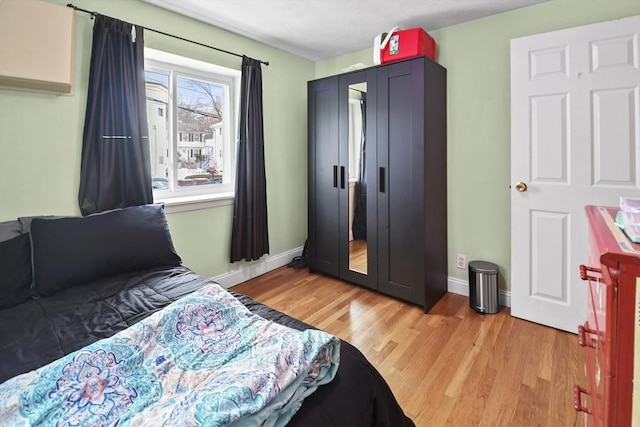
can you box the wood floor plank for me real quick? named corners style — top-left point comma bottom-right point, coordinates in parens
top-left (231, 267), bottom-right (586, 427)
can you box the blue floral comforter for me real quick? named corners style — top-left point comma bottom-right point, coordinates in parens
top-left (0, 283), bottom-right (340, 426)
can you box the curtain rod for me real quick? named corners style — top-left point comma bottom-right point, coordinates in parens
top-left (66, 3), bottom-right (269, 66)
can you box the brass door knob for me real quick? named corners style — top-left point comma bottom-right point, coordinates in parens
top-left (515, 181), bottom-right (528, 192)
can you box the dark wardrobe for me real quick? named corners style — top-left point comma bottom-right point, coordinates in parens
top-left (307, 56), bottom-right (447, 312)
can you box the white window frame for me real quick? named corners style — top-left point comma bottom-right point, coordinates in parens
top-left (145, 48), bottom-right (241, 213)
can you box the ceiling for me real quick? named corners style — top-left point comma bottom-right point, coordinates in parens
top-left (144, 0), bottom-right (547, 62)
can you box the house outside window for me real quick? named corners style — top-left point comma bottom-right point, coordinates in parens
top-left (144, 48), bottom-right (240, 205)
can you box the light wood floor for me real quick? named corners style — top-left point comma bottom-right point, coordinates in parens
top-left (349, 239), bottom-right (368, 273)
top-left (232, 266), bottom-right (587, 427)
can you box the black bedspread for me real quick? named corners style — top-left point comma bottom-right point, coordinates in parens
top-left (0, 266), bottom-right (209, 382)
top-left (0, 266), bottom-right (414, 426)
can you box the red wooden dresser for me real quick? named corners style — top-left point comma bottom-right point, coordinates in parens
top-left (574, 205), bottom-right (639, 426)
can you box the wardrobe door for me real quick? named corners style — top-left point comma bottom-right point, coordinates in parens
top-left (377, 57), bottom-right (448, 310)
top-left (338, 69), bottom-right (378, 290)
top-left (377, 58), bottom-right (426, 306)
top-left (308, 77), bottom-right (340, 275)
top-left (421, 58), bottom-right (448, 312)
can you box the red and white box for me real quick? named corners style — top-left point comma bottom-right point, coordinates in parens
top-left (374, 28), bottom-right (437, 64)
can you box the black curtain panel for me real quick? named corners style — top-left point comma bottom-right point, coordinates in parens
top-left (78, 15), bottom-right (153, 216)
top-left (352, 94), bottom-right (367, 241)
top-left (230, 56), bottom-right (269, 262)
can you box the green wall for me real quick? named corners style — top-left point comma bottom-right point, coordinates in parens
top-left (315, 0), bottom-right (639, 291)
top-left (0, 0), bottom-right (314, 278)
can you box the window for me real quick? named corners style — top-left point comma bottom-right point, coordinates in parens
top-left (144, 48), bottom-right (240, 207)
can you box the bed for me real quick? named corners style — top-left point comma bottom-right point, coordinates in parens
top-left (0, 204), bottom-right (414, 426)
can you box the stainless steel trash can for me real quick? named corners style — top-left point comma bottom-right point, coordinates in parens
top-left (468, 261), bottom-right (500, 314)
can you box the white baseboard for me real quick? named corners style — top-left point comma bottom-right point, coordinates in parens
top-left (212, 251), bottom-right (511, 308)
top-left (448, 276), bottom-right (511, 308)
top-left (211, 246), bottom-right (304, 289)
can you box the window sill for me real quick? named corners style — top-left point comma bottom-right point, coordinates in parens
top-left (155, 192), bottom-right (234, 214)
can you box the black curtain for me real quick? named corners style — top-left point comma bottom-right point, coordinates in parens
top-left (230, 56), bottom-right (269, 262)
top-left (78, 15), bottom-right (152, 216)
top-left (352, 94), bottom-right (367, 241)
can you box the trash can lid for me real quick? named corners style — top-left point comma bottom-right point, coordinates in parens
top-left (468, 260), bottom-right (499, 273)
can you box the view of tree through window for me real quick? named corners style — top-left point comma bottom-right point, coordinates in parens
top-left (145, 66), bottom-right (230, 194)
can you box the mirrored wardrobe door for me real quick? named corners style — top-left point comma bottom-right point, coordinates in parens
top-left (338, 68), bottom-right (377, 290)
top-left (348, 82), bottom-right (368, 275)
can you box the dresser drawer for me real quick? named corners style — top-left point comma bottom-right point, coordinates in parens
top-left (578, 320), bottom-right (606, 425)
top-left (578, 263), bottom-right (615, 427)
top-left (583, 254), bottom-right (606, 337)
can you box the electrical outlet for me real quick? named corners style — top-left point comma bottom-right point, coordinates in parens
top-left (456, 254), bottom-right (467, 269)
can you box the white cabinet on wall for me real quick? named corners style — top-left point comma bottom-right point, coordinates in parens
top-left (0, 0), bottom-right (75, 95)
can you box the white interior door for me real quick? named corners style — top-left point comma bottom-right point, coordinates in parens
top-left (510, 15), bottom-right (640, 333)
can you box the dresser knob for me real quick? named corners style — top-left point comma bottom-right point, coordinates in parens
top-left (578, 323), bottom-right (597, 348)
top-left (579, 264), bottom-right (601, 281)
top-left (573, 385), bottom-right (593, 415)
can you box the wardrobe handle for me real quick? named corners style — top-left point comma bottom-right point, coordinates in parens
top-left (333, 165), bottom-right (338, 188)
top-left (340, 166), bottom-right (345, 189)
top-left (379, 167), bottom-right (386, 193)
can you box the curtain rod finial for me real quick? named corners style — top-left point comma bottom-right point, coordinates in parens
top-left (67, 3), bottom-right (97, 18)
